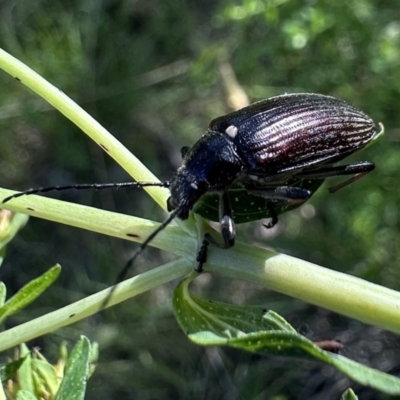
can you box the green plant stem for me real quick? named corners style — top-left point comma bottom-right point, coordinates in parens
top-left (207, 242), bottom-right (400, 334)
top-left (1, 187), bottom-right (400, 337)
top-left (0, 259), bottom-right (191, 352)
top-left (0, 47), bottom-right (169, 210)
top-left (0, 188), bottom-right (194, 258)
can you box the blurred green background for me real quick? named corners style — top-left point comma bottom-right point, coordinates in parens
top-left (1, 0), bottom-right (400, 399)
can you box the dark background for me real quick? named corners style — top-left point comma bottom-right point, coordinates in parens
top-left (1, 1), bottom-right (400, 399)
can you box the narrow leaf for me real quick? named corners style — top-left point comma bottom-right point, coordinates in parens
top-left (31, 358), bottom-right (59, 398)
top-left (341, 388), bottom-right (358, 400)
top-left (16, 390), bottom-right (37, 400)
top-left (17, 345), bottom-right (34, 394)
top-left (173, 279), bottom-right (400, 395)
top-left (0, 247), bottom-right (6, 268)
top-left (0, 265), bottom-right (61, 324)
top-left (0, 282), bottom-right (6, 308)
top-left (0, 357), bottom-right (27, 383)
top-left (54, 336), bottom-right (91, 400)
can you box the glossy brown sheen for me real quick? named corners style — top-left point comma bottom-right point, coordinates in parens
top-left (210, 93), bottom-right (377, 174)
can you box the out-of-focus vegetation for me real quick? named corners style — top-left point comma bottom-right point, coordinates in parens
top-left (0, 0), bottom-right (399, 398)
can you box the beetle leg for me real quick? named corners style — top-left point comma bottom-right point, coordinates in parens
top-left (263, 203), bottom-right (278, 229)
top-left (195, 191), bottom-right (235, 272)
top-left (264, 203), bottom-right (279, 229)
top-left (195, 191), bottom-right (235, 273)
top-left (247, 186), bottom-right (311, 228)
top-left (196, 236), bottom-right (210, 273)
top-left (297, 161), bottom-right (375, 193)
top-left (219, 191), bottom-right (236, 248)
top-left (246, 186), bottom-right (311, 202)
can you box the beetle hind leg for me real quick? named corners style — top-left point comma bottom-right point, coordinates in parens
top-left (298, 161), bottom-right (375, 193)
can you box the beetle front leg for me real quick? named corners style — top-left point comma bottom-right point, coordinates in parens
top-left (195, 192), bottom-right (235, 273)
top-left (196, 236), bottom-right (210, 273)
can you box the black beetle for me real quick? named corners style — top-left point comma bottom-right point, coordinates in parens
top-left (2, 93), bottom-right (380, 275)
top-left (166, 93), bottom-right (378, 260)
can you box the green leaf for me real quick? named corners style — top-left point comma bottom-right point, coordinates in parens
top-left (0, 246), bottom-right (6, 268)
top-left (17, 345), bottom-right (35, 394)
top-left (341, 388), bottom-right (358, 400)
top-left (31, 358), bottom-right (59, 398)
top-left (16, 390), bottom-right (37, 400)
top-left (0, 282), bottom-right (6, 308)
top-left (193, 178), bottom-right (324, 224)
top-left (0, 356), bottom-right (27, 383)
top-left (54, 336), bottom-right (91, 400)
top-left (173, 278), bottom-right (400, 395)
top-left (0, 265), bottom-right (61, 324)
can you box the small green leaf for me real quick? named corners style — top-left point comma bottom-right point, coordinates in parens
top-left (17, 345), bottom-right (35, 394)
top-left (341, 388), bottom-right (358, 400)
top-left (262, 309), bottom-right (297, 332)
top-left (31, 358), bottom-right (59, 398)
top-left (193, 178), bottom-right (324, 224)
top-left (173, 279), bottom-right (400, 395)
top-left (0, 282), bottom-right (6, 308)
top-left (0, 247), bottom-right (6, 268)
top-left (0, 265), bottom-right (61, 324)
top-left (0, 356), bottom-right (27, 383)
top-left (54, 336), bottom-right (91, 400)
top-left (16, 390), bottom-right (37, 400)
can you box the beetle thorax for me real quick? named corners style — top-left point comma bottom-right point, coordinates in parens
top-left (167, 132), bottom-right (243, 219)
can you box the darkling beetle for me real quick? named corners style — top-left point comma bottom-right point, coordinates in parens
top-left (2, 93), bottom-right (380, 277)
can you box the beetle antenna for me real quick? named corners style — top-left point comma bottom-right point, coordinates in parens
top-left (101, 204), bottom-right (183, 309)
top-left (2, 181), bottom-right (169, 204)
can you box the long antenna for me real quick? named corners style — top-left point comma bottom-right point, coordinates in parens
top-left (101, 204), bottom-right (183, 309)
top-left (2, 181), bottom-right (169, 204)
top-left (2, 179), bottom-right (180, 310)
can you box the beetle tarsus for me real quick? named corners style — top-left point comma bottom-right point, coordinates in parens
top-left (196, 237), bottom-right (210, 272)
top-left (264, 203), bottom-right (279, 229)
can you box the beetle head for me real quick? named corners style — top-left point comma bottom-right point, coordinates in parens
top-left (167, 169), bottom-right (208, 219)
top-left (167, 133), bottom-right (243, 219)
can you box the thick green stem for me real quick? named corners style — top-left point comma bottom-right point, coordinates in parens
top-left (207, 242), bottom-right (400, 334)
top-left (0, 189), bottom-right (194, 258)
